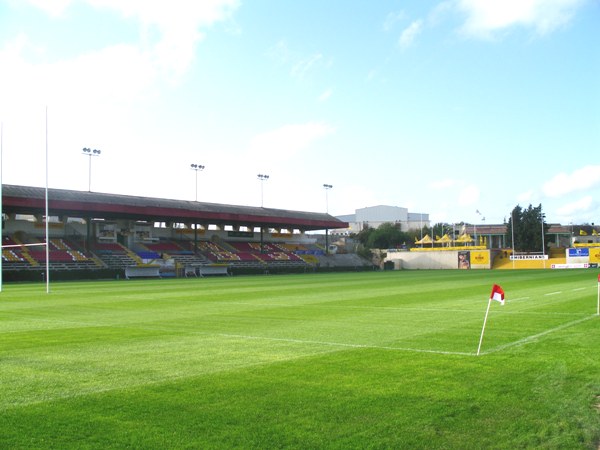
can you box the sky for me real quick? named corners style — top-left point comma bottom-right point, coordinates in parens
top-left (0, 0), bottom-right (599, 227)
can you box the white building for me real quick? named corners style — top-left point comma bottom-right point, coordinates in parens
top-left (335, 205), bottom-right (430, 235)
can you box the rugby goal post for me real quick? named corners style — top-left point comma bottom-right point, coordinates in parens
top-left (1, 108), bottom-right (51, 293)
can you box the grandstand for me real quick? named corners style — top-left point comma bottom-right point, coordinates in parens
top-left (1, 184), bottom-right (368, 280)
top-left (3, 184), bottom-right (596, 279)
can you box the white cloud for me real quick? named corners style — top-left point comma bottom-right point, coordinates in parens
top-left (456, 0), bottom-right (585, 37)
top-left (555, 195), bottom-right (594, 216)
top-left (291, 53), bottom-right (324, 79)
top-left (18, 0), bottom-right (239, 80)
top-left (24, 0), bottom-right (73, 16)
top-left (318, 88), bottom-right (333, 102)
top-left (428, 178), bottom-right (480, 216)
top-left (542, 165), bottom-right (600, 197)
top-left (517, 189), bottom-right (537, 203)
top-left (430, 178), bottom-right (458, 190)
top-left (383, 11), bottom-right (405, 32)
top-left (249, 122), bottom-right (336, 161)
top-left (267, 40), bottom-right (291, 65)
top-left (268, 40), bottom-right (329, 80)
top-left (457, 184), bottom-right (480, 206)
top-left (0, 0), bottom-right (242, 195)
top-left (0, 37), bottom-right (156, 113)
top-left (398, 20), bottom-right (423, 48)
top-left (89, 0), bottom-right (239, 27)
top-left (0, 0), bottom-right (241, 130)
top-left (90, 0), bottom-right (239, 77)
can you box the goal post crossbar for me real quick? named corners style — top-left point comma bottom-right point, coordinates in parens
top-left (2, 243), bottom-right (49, 249)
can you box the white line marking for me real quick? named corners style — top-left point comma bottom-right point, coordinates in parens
top-left (482, 315), bottom-right (596, 355)
top-left (545, 291), bottom-right (562, 296)
top-left (215, 333), bottom-right (474, 356)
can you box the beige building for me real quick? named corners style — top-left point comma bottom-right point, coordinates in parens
top-left (335, 205), bottom-right (430, 235)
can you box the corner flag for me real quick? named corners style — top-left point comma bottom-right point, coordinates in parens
top-left (490, 284), bottom-right (505, 305)
top-left (477, 284), bottom-right (507, 355)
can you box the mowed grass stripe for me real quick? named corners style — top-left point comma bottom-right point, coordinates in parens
top-left (1, 270), bottom-right (599, 448)
top-left (0, 271), bottom-right (597, 408)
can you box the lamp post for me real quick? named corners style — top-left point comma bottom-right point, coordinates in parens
top-left (475, 209), bottom-right (485, 246)
top-left (82, 148), bottom-right (101, 192)
top-left (190, 164), bottom-right (205, 201)
top-left (257, 173), bottom-right (269, 207)
top-left (541, 210), bottom-right (546, 268)
top-left (323, 184), bottom-right (332, 213)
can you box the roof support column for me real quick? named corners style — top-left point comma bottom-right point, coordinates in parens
top-left (85, 216), bottom-right (92, 252)
top-left (194, 224), bottom-right (198, 254)
top-left (260, 227), bottom-right (265, 253)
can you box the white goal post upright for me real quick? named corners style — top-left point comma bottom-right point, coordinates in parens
top-left (1, 120), bottom-right (3, 292)
top-left (45, 106), bottom-right (50, 294)
top-left (0, 109), bottom-right (51, 294)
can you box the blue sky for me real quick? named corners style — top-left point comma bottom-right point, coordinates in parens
top-left (0, 0), bottom-right (598, 226)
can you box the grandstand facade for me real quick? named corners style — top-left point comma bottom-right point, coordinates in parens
top-left (1, 184), bottom-right (373, 280)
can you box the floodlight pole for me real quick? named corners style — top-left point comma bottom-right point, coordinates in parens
top-left (82, 148), bottom-right (101, 192)
top-left (190, 164), bottom-right (205, 202)
top-left (257, 174), bottom-right (269, 207)
top-left (323, 184), bottom-right (332, 213)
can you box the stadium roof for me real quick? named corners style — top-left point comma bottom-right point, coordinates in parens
top-left (1, 184), bottom-right (348, 231)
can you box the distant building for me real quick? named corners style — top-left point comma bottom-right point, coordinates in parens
top-left (335, 205), bottom-right (430, 235)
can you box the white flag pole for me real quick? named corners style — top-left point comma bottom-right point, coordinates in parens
top-left (477, 299), bottom-right (492, 356)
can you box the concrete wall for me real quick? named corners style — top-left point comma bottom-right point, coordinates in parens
top-left (386, 249), bottom-right (491, 270)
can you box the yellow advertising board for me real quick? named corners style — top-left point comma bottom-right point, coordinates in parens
top-left (471, 250), bottom-right (490, 266)
top-left (589, 247), bottom-right (600, 263)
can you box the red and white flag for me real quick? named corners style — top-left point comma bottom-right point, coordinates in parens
top-left (490, 284), bottom-right (505, 305)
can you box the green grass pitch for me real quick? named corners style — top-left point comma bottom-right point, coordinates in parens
top-left (1, 270), bottom-right (599, 449)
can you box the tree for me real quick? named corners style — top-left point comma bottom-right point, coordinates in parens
top-left (506, 204), bottom-right (549, 252)
top-left (355, 224), bottom-right (374, 248)
top-left (367, 222), bottom-right (408, 249)
top-left (353, 222), bottom-right (410, 250)
top-left (430, 222), bottom-right (455, 239)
